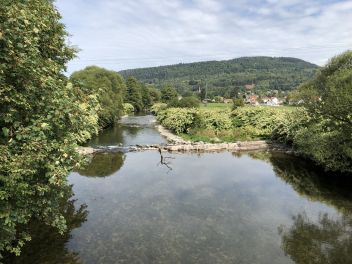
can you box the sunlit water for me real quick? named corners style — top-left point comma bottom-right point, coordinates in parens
top-left (7, 115), bottom-right (352, 264)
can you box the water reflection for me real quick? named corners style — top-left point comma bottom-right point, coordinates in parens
top-left (6, 138), bottom-right (352, 263)
top-left (2, 186), bottom-right (88, 264)
top-left (78, 152), bottom-right (125, 177)
top-left (279, 212), bottom-right (352, 264)
top-left (63, 151), bottom-right (352, 263)
top-left (268, 152), bottom-right (352, 264)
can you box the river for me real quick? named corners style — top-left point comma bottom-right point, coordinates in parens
top-left (7, 115), bottom-right (352, 264)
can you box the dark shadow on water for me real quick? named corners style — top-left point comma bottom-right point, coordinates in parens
top-left (2, 186), bottom-right (88, 264)
top-left (77, 152), bottom-right (125, 177)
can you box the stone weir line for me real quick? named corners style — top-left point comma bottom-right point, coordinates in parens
top-left (77, 124), bottom-right (290, 155)
top-left (77, 141), bottom-right (290, 155)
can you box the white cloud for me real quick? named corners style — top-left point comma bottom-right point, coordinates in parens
top-left (55, 0), bottom-right (352, 74)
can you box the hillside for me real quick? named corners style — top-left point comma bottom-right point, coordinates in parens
top-left (119, 56), bottom-right (318, 97)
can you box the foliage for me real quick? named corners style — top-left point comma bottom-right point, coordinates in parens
top-left (168, 96), bottom-right (200, 108)
top-left (141, 84), bottom-right (152, 109)
top-left (291, 51), bottom-right (352, 173)
top-left (148, 86), bottom-right (161, 104)
top-left (0, 0), bottom-right (99, 257)
top-left (198, 110), bottom-right (232, 131)
top-left (156, 108), bottom-right (199, 134)
top-left (70, 66), bottom-right (126, 127)
top-left (120, 57), bottom-right (318, 96)
top-left (160, 85), bottom-right (178, 103)
top-left (125, 76), bottom-right (143, 112)
top-left (231, 106), bottom-right (294, 138)
top-left (70, 66), bottom-right (126, 128)
top-left (150, 103), bottom-right (168, 114)
top-left (156, 105), bottom-right (294, 142)
top-left (232, 98), bottom-right (244, 110)
top-left (271, 108), bottom-right (310, 144)
top-left (157, 108), bottom-right (232, 135)
top-left (123, 103), bottom-right (134, 114)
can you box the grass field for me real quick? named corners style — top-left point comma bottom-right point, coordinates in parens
top-left (200, 103), bottom-right (232, 110)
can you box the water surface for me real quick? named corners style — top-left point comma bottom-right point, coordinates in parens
top-left (7, 116), bottom-right (352, 264)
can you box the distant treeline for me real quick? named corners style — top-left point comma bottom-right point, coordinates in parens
top-left (119, 57), bottom-right (318, 97)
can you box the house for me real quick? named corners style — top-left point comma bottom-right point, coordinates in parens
top-left (266, 97), bottom-right (280, 106)
top-left (246, 95), bottom-right (259, 105)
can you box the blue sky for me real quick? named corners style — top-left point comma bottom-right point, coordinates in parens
top-left (55, 0), bottom-right (352, 74)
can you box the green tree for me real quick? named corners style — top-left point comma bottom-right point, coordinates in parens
top-left (294, 50), bottom-right (352, 172)
top-left (70, 66), bottom-right (126, 128)
top-left (141, 84), bottom-right (152, 110)
top-left (232, 98), bottom-right (244, 110)
top-left (0, 0), bottom-right (99, 257)
top-left (125, 76), bottom-right (143, 111)
top-left (229, 87), bottom-right (240, 99)
top-left (161, 85), bottom-right (178, 103)
top-left (148, 86), bottom-right (161, 104)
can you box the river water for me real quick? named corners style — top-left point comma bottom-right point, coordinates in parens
top-left (8, 115), bottom-right (352, 263)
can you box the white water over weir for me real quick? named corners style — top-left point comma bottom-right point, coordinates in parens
top-left (77, 140), bottom-right (290, 155)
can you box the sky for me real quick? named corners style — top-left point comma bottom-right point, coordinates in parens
top-left (55, 0), bottom-right (352, 74)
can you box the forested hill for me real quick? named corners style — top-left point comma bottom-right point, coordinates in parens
top-left (119, 56), bottom-right (318, 96)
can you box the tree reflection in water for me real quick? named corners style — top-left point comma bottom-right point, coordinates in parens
top-left (279, 212), bottom-right (352, 264)
top-left (267, 152), bottom-right (352, 264)
top-left (77, 152), bottom-right (125, 177)
top-left (2, 186), bottom-right (88, 264)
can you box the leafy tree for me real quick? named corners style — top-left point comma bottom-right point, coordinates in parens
top-left (294, 50), bottom-right (352, 172)
top-left (161, 85), bottom-right (178, 103)
top-left (148, 86), bottom-right (161, 104)
top-left (232, 98), bottom-right (244, 110)
top-left (125, 76), bottom-right (143, 111)
top-left (0, 0), bottom-right (99, 257)
top-left (70, 66), bottom-right (126, 127)
top-left (141, 84), bottom-right (152, 110)
top-left (229, 87), bottom-right (240, 99)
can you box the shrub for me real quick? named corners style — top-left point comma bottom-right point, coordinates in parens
top-left (123, 103), bottom-right (135, 114)
top-left (231, 106), bottom-right (293, 138)
top-left (232, 98), bottom-right (244, 110)
top-left (157, 108), bottom-right (199, 134)
top-left (169, 96), bottom-right (200, 108)
top-left (150, 103), bottom-right (168, 114)
top-left (198, 110), bottom-right (232, 131)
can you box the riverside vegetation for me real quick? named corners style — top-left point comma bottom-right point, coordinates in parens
top-left (0, 0), bottom-right (158, 258)
top-left (154, 51), bottom-right (352, 173)
top-left (1, 0), bottom-right (351, 260)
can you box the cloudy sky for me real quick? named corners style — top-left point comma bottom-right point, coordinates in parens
top-left (56, 0), bottom-right (352, 74)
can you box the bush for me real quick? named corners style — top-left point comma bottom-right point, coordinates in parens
top-left (232, 98), bottom-right (244, 110)
top-left (168, 96), bottom-right (200, 108)
top-left (271, 108), bottom-right (310, 144)
top-left (198, 110), bottom-right (232, 131)
top-left (231, 106), bottom-right (293, 138)
top-left (123, 103), bottom-right (135, 114)
top-left (157, 108), bottom-right (199, 134)
top-left (150, 103), bottom-right (168, 114)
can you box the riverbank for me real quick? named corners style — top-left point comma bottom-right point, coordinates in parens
top-left (77, 115), bottom-right (291, 155)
